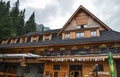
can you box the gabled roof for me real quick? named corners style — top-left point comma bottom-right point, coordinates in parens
top-left (57, 5), bottom-right (112, 36)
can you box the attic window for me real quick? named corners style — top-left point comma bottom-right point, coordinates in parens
top-left (45, 35), bottom-right (50, 40)
top-left (1, 40), bottom-right (8, 45)
top-left (20, 37), bottom-right (27, 43)
top-left (43, 34), bottom-right (52, 41)
top-left (76, 32), bottom-right (84, 38)
top-left (65, 33), bottom-right (70, 39)
top-left (77, 26), bottom-right (81, 29)
top-left (10, 39), bottom-right (17, 44)
top-left (77, 24), bottom-right (89, 29)
top-left (84, 24), bottom-right (89, 28)
top-left (91, 30), bottom-right (96, 37)
top-left (32, 37), bottom-right (37, 42)
top-left (31, 36), bottom-right (39, 43)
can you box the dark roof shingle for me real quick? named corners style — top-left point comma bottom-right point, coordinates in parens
top-left (0, 30), bottom-right (120, 48)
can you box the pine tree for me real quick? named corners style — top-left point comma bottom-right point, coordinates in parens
top-left (10, 0), bottom-right (19, 36)
top-left (25, 12), bottom-right (36, 33)
top-left (0, 1), bottom-right (15, 40)
top-left (18, 9), bottom-right (25, 35)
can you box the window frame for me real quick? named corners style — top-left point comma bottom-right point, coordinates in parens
top-left (76, 32), bottom-right (84, 38)
top-left (21, 38), bottom-right (26, 43)
top-left (91, 30), bottom-right (97, 37)
top-left (53, 65), bottom-right (60, 70)
top-left (98, 65), bottom-right (104, 71)
top-left (32, 37), bottom-right (37, 42)
top-left (65, 33), bottom-right (70, 39)
top-left (44, 35), bottom-right (50, 41)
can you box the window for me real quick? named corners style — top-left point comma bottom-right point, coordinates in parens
top-left (77, 26), bottom-right (81, 29)
top-left (24, 65), bottom-right (31, 73)
top-left (1, 40), bottom-right (8, 44)
top-left (38, 64), bottom-right (44, 74)
top-left (91, 31), bottom-right (97, 37)
top-left (70, 65), bottom-right (82, 71)
top-left (45, 35), bottom-right (50, 40)
top-left (98, 65), bottom-right (104, 71)
top-left (65, 33), bottom-right (70, 39)
top-left (53, 65), bottom-right (60, 70)
top-left (10, 39), bottom-right (17, 44)
top-left (84, 24), bottom-right (89, 28)
top-left (76, 32), bottom-right (84, 38)
top-left (32, 37), bottom-right (37, 42)
top-left (21, 38), bottom-right (26, 43)
top-left (77, 25), bottom-right (89, 29)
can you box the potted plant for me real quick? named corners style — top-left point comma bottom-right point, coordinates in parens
top-left (71, 46), bottom-right (78, 50)
top-left (99, 44), bottom-right (107, 53)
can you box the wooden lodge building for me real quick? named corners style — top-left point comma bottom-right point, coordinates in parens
top-left (0, 5), bottom-right (120, 77)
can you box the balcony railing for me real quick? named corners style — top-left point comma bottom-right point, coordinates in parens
top-left (39, 47), bottom-right (120, 57)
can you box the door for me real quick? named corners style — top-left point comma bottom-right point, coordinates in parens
top-left (69, 65), bottom-right (82, 77)
top-left (70, 71), bottom-right (81, 77)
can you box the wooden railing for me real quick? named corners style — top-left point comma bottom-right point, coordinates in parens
top-left (39, 47), bottom-right (120, 57)
top-left (0, 72), bottom-right (16, 76)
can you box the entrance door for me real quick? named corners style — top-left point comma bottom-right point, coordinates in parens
top-left (69, 65), bottom-right (82, 77)
top-left (70, 71), bottom-right (81, 77)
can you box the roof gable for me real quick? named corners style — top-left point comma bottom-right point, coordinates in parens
top-left (57, 5), bottom-right (112, 36)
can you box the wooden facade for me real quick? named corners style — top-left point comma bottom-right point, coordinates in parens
top-left (0, 5), bottom-right (120, 77)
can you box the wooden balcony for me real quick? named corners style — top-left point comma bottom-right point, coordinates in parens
top-left (39, 47), bottom-right (120, 57)
top-left (0, 72), bottom-right (16, 76)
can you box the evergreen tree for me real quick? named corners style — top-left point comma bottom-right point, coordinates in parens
top-left (25, 12), bottom-right (36, 33)
top-left (18, 9), bottom-right (25, 35)
top-left (10, 0), bottom-right (19, 36)
top-left (0, 1), bottom-right (15, 40)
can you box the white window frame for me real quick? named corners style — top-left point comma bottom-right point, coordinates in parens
top-left (76, 32), bottom-right (84, 38)
top-left (91, 31), bottom-right (97, 37)
top-left (45, 35), bottom-right (50, 40)
top-left (32, 37), bottom-right (37, 42)
top-left (65, 33), bottom-right (70, 39)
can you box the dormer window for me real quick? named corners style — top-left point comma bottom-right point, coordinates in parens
top-left (32, 37), bottom-right (37, 42)
top-left (20, 37), bottom-right (27, 44)
top-left (65, 33), bottom-right (70, 39)
top-left (45, 35), bottom-right (50, 40)
top-left (21, 38), bottom-right (25, 43)
top-left (10, 39), bottom-right (17, 44)
top-left (91, 30), bottom-right (97, 37)
top-left (31, 36), bottom-right (39, 43)
top-left (76, 32), bottom-right (84, 38)
top-left (43, 34), bottom-right (52, 41)
top-left (1, 40), bottom-right (8, 45)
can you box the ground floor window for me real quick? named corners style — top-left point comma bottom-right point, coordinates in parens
top-left (70, 65), bottom-right (82, 71)
top-left (38, 63), bottom-right (44, 74)
top-left (98, 65), bottom-right (104, 71)
top-left (53, 65), bottom-right (60, 70)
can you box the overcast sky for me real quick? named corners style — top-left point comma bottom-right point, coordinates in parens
top-left (4, 0), bottom-right (120, 32)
